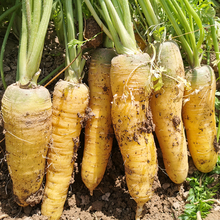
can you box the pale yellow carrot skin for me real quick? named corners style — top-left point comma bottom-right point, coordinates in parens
top-left (150, 41), bottom-right (188, 184)
top-left (81, 48), bottom-right (116, 195)
top-left (41, 80), bottom-right (89, 220)
top-left (1, 83), bottom-right (52, 207)
top-left (110, 53), bottom-right (158, 219)
top-left (182, 65), bottom-right (218, 173)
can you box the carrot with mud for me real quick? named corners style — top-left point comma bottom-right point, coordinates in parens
top-left (159, 0), bottom-right (219, 173)
top-left (81, 48), bottom-right (116, 196)
top-left (41, 1), bottom-right (89, 219)
top-left (134, 0), bottom-right (188, 184)
top-left (84, 0), bottom-right (158, 219)
top-left (1, 0), bottom-right (53, 207)
top-left (150, 41), bottom-right (188, 184)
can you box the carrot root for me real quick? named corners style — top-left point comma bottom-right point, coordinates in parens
top-left (41, 80), bottom-right (89, 220)
top-left (1, 83), bottom-right (52, 207)
top-left (110, 53), bottom-right (158, 218)
top-left (81, 48), bottom-right (116, 194)
top-left (150, 41), bottom-right (188, 184)
top-left (183, 65), bottom-right (218, 173)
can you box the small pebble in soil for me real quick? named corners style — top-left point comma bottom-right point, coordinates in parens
top-left (182, 191), bottom-right (189, 199)
top-left (80, 195), bottom-right (90, 206)
top-left (162, 182), bottom-right (170, 190)
top-left (172, 202), bottom-right (180, 209)
top-left (101, 192), bottom-right (110, 201)
top-left (214, 206), bottom-right (220, 211)
top-left (116, 208), bottom-right (122, 213)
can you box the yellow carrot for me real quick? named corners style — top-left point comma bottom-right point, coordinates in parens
top-left (81, 48), bottom-right (116, 195)
top-left (150, 41), bottom-right (188, 184)
top-left (158, 0), bottom-right (219, 173)
top-left (41, 80), bottom-right (89, 219)
top-left (1, 83), bottom-right (52, 206)
top-left (1, 0), bottom-right (53, 207)
top-left (182, 66), bottom-right (218, 173)
top-left (41, 0), bottom-right (89, 218)
top-left (84, 0), bottom-right (158, 218)
top-left (110, 53), bottom-right (158, 220)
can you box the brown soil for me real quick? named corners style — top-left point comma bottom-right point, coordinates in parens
top-left (84, 17), bottom-right (103, 49)
top-left (172, 116), bottom-right (181, 129)
top-left (0, 26), bottom-right (219, 220)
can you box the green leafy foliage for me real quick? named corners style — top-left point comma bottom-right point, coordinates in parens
top-left (51, 0), bottom-right (65, 45)
top-left (215, 91), bottom-right (220, 123)
top-left (179, 155), bottom-right (220, 220)
top-left (210, 154), bottom-right (220, 174)
top-left (152, 71), bottom-right (164, 92)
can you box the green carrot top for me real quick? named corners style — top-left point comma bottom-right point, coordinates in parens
top-left (52, 0), bottom-right (86, 83)
top-left (18, 0), bottom-right (53, 86)
top-left (84, 0), bottom-right (140, 55)
top-left (158, 0), bottom-right (205, 68)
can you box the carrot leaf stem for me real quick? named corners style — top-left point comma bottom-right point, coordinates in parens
top-left (61, 0), bottom-right (86, 82)
top-left (121, 0), bottom-right (136, 43)
top-left (18, 0), bottom-right (28, 85)
top-left (169, 0), bottom-right (198, 67)
top-left (111, 0), bottom-right (123, 22)
top-left (27, 0), bottom-right (42, 60)
top-left (158, 0), bottom-right (194, 66)
top-left (137, 0), bottom-right (160, 41)
top-left (103, 0), bottom-right (138, 53)
top-left (18, 0), bottom-right (53, 85)
top-left (64, 0), bottom-right (77, 72)
top-left (98, 0), bottom-right (127, 54)
top-left (210, 17), bottom-right (220, 142)
top-left (210, 18), bottom-right (220, 79)
top-left (182, 0), bottom-right (205, 52)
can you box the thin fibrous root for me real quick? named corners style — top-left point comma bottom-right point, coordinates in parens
top-left (90, 190), bottom-right (93, 196)
top-left (196, 211), bottom-right (202, 220)
top-left (194, 199), bottom-right (220, 205)
top-left (135, 204), bottom-right (144, 220)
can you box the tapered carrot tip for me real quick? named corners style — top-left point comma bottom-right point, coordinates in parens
top-left (135, 204), bottom-right (144, 220)
top-left (90, 190), bottom-right (93, 196)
